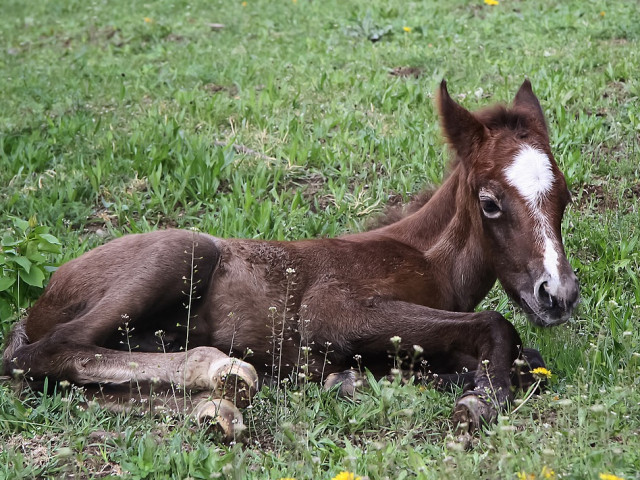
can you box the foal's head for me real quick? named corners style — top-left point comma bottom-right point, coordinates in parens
top-left (438, 80), bottom-right (579, 326)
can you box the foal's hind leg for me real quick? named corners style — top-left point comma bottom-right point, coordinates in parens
top-left (82, 381), bottom-right (249, 441)
top-left (12, 342), bottom-right (258, 438)
top-left (324, 369), bottom-right (367, 397)
top-left (12, 344), bottom-right (259, 406)
top-left (6, 231), bottom-right (258, 438)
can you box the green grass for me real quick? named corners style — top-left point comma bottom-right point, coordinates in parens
top-left (1, 0), bottom-right (639, 478)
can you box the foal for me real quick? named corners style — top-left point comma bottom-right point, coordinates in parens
top-left (3, 80), bottom-right (579, 438)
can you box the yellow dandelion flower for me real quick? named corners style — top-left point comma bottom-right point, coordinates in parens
top-left (531, 367), bottom-right (552, 379)
top-left (484, 0), bottom-right (499, 5)
top-left (516, 472), bottom-right (535, 480)
top-left (541, 465), bottom-right (555, 479)
top-left (332, 472), bottom-right (362, 480)
top-left (241, 1), bottom-right (247, 5)
top-left (600, 11), bottom-right (605, 17)
top-left (143, 17), bottom-right (153, 23)
top-left (403, 26), bottom-right (412, 33)
top-left (600, 474), bottom-right (624, 480)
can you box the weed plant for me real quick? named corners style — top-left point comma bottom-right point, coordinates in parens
top-left (1, 0), bottom-right (639, 478)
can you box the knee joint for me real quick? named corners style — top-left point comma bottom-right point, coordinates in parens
top-left (479, 311), bottom-right (521, 359)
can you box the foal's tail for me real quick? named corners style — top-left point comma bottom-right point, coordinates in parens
top-left (2, 318), bottom-right (29, 376)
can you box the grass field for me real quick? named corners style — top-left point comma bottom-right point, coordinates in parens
top-left (1, 0), bottom-right (639, 478)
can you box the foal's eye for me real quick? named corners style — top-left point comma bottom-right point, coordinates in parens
top-left (480, 197), bottom-right (501, 218)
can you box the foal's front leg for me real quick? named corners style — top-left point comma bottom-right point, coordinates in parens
top-left (324, 299), bottom-right (522, 432)
top-left (428, 347), bottom-right (548, 393)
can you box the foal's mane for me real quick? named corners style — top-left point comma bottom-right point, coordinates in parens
top-left (369, 103), bottom-right (539, 230)
top-left (368, 190), bottom-right (435, 229)
top-left (474, 104), bottom-right (537, 135)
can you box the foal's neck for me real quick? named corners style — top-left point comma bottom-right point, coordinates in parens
top-left (378, 164), bottom-right (497, 311)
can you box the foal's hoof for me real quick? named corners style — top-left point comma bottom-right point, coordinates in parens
top-left (324, 370), bottom-right (363, 397)
top-left (192, 398), bottom-right (245, 441)
top-left (511, 348), bottom-right (548, 391)
top-left (452, 392), bottom-right (497, 434)
top-left (209, 359), bottom-right (259, 409)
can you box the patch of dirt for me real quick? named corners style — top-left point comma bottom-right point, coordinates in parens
top-left (575, 181), bottom-right (640, 213)
top-left (85, 25), bottom-right (127, 48)
top-left (460, 3), bottom-right (487, 19)
top-left (386, 193), bottom-right (405, 207)
top-left (602, 80), bottom-right (628, 101)
top-left (576, 183), bottom-right (617, 213)
top-left (590, 142), bottom-right (628, 163)
top-left (591, 80), bottom-right (633, 116)
top-left (165, 33), bottom-right (186, 43)
top-left (298, 173), bottom-right (333, 213)
top-left (125, 174), bottom-right (149, 195)
top-left (84, 208), bottom-right (119, 238)
top-left (389, 66), bottom-right (423, 79)
top-left (203, 83), bottom-right (238, 97)
top-left (155, 215), bottom-right (180, 229)
top-left (203, 83), bottom-right (224, 94)
top-left (602, 37), bottom-right (629, 47)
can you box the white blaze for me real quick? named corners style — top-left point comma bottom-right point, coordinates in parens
top-left (505, 145), bottom-right (560, 281)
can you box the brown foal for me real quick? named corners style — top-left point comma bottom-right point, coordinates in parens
top-left (3, 80), bottom-right (579, 438)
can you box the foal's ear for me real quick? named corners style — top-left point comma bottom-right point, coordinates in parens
top-left (437, 80), bottom-right (487, 162)
top-left (513, 79), bottom-right (547, 129)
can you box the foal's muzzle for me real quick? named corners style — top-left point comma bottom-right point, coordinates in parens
top-left (526, 271), bottom-right (580, 326)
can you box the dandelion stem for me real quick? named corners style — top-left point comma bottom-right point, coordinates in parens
top-left (511, 379), bottom-right (542, 415)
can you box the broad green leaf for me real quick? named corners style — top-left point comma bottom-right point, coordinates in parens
top-left (13, 256), bottom-right (32, 274)
top-left (20, 265), bottom-right (45, 287)
top-left (0, 277), bottom-right (16, 291)
top-left (0, 298), bottom-right (13, 321)
top-left (37, 241), bottom-right (62, 254)
top-left (1, 234), bottom-right (20, 247)
top-left (37, 233), bottom-right (61, 245)
top-left (26, 251), bottom-right (47, 263)
top-left (26, 242), bottom-right (46, 263)
top-left (11, 217), bottom-right (29, 232)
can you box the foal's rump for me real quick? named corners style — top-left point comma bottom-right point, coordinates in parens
top-left (2, 229), bottom-right (221, 376)
top-left (2, 229), bottom-right (259, 439)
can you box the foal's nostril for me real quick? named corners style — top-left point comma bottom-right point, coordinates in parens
top-left (537, 281), bottom-right (548, 301)
top-left (536, 281), bottom-right (556, 309)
